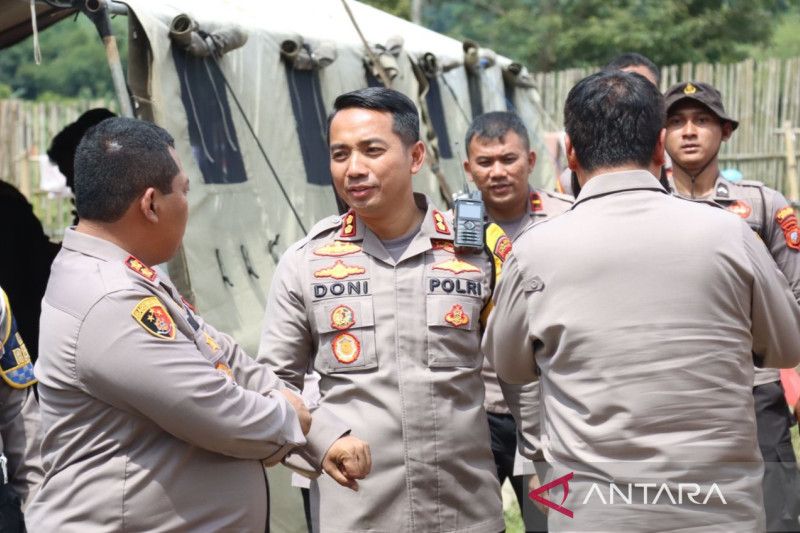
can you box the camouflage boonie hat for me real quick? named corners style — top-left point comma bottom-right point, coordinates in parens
top-left (664, 81), bottom-right (739, 130)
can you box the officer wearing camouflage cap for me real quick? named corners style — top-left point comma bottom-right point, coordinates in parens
top-left (664, 80), bottom-right (800, 531)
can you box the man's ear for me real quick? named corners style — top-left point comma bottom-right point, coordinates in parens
top-left (410, 140), bottom-right (426, 174)
top-left (721, 121), bottom-right (734, 142)
top-left (565, 135), bottom-right (579, 171)
top-left (527, 150), bottom-right (537, 172)
top-left (139, 187), bottom-right (159, 223)
top-left (652, 128), bottom-right (667, 168)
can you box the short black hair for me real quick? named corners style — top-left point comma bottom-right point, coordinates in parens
top-left (327, 87), bottom-right (419, 146)
top-left (47, 108), bottom-right (116, 190)
top-left (604, 52), bottom-right (660, 86)
top-left (74, 117), bottom-right (178, 222)
top-left (564, 71), bottom-right (664, 173)
top-left (464, 111), bottom-right (530, 155)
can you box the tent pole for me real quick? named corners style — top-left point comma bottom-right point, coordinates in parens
top-left (81, 0), bottom-right (133, 117)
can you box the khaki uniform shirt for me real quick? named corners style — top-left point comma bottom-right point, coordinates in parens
top-left (27, 229), bottom-right (310, 532)
top-left (483, 188), bottom-right (572, 415)
top-left (259, 194), bottom-right (505, 533)
top-left (671, 175), bottom-right (800, 386)
top-left (484, 171), bottom-right (800, 531)
top-left (0, 289), bottom-right (43, 510)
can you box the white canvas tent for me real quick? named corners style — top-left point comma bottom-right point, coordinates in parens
top-left (2, 1), bottom-right (557, 530)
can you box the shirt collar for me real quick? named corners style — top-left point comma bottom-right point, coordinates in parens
top-left (61, 227), bottom-right (132, 263)
top-left (573, 169), bottom-right (667, 209)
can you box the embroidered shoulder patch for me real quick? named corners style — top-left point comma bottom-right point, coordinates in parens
top-left (494, 235), bottom-right (512, 262)
top-left (726, 200), bottom-right (751, 219)
top-left (132, 297), bottom-right (176, 340)
top-left (340, 211), bottom-right (357, 238)
top-left (125, 255), bottom-right (157, 282)
top-left (776, 206), bottom-right (800, 250)
top-left (530, 191), bottom-right (543, 212)
top-left (432, 210), bottom-right (450, 235)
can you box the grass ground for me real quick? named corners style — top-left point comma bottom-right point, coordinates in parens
top-left (503, 422), bottom-right (800, 532)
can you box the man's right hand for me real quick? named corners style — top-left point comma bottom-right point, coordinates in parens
top-left (322, 435), bottom-right (371, 491)
top-left (279, 388), bottom-right (311, 435)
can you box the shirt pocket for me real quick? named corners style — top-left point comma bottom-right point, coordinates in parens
top-left (426, 295), bottom-right (482, 368)
top-left (312, 297), bottom-right (378, 374)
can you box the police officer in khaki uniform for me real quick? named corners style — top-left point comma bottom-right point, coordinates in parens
top-left (0, 287), bottom-right (42, 531)
top-left (484, 71), bottom-right (800, 531)
top-left (463, 111), bottom-right (571, 530)
top-left (259, 88), bottom-right (528, 533)
top-left (664, 81), bottom-right (800, 530)
top-left (28, 117), bottom-right (369, 531)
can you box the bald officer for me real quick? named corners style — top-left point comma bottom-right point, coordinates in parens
top-left (28, 118), bottom-right (367, 531)
top-left (0, 287), bottom-right (42, 531)
top-left (484, 71), bottom-right (800, 531)
top-left (463, 110), bottom-right (571, 529)
top-left (260, 88), bottom-right (519, 533)
top-left (664, 80), bottom-right (800, 531)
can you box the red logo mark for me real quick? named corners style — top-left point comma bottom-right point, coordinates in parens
top-left (529, 472), bottom-right (574, 518)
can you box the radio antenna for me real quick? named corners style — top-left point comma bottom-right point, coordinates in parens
top-left (454, 140), bottom-right (472, 194)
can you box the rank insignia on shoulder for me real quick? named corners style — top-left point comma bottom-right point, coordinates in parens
top-left (204, 332), bottom-right (220, 352)
top-left (493, 235), bottom-right (512, 262)
top-left (433, 258), bottom-right (481, 275)
top-left (726, 200), bottom-right (751, 219)
top-left (314, 260), bottom-right (366, 280)
top-left (132, 296), bottom-right (176, 340)
top-left (431, 240), bottom-right (455, 253)
top-left (181, 296), bottom-right (196, 313)
top-left (444, 304), bottom-right (470, 328)
top-left (776, 206), bottom-right (800, 250)
top-left (330, 305), bottom-right (356, 330)
top-left (215, 361), bottom-right (234, 379)
top-left (432, 210), bottom-right (450, 235)
top-left (332, 332), bottom-right (361, 364)
top-left (125, 255), bottom-right (157, 282)
top-left (340, 211), bottom-right (357, 238)
top-left (315, 241), bottom-right (362, 257)
top-left (530, 191), bottom-right (543, 212)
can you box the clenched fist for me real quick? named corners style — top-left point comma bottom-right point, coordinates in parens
top-left (323, 435), bottom-right (372, 491)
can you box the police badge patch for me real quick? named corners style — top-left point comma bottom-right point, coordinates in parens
top-left (132, 297), bottom-right (176, 340)
top-left (776, 206), bottom-right (800, 250)
top-left (444, 304), bottom-right (470, 327)
top-left (330, 305), bottom-right (356, 330)
top-left (726, 200), bottom-right (751, 219)
top-left (332, 332), bottom-right (361, 364)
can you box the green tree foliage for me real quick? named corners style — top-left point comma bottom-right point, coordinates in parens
top-left (364, 0), bottom-right (790, 72)
top-left (0, 13), bottom-right (126, 100)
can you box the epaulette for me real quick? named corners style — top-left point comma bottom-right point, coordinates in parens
top-left (293, 214), bottom-right (345, 251)
top-left (737, 179), bottom-right (765, 189)
top-left (542, 189), bottom-right (575, 204)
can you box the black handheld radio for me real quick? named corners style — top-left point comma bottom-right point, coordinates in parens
top-left (453, 190), bottom-right (485, 250)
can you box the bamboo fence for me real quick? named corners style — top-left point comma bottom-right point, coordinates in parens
top-left (0, 98), bottom-right (115, 239)
top-left (534, 56), bottom-right (800, 197)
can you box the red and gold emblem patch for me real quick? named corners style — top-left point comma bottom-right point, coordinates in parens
top-left (131, 297), bottom-right (176, 340)
top-left (530, 191), bottom-right (543, 212)
top-left (215, 361), bottom-right (234, 379)
top-left (331, 332), bottom-right (361, 364)
top-left (330, 305), bottom-right (356, 330)
top-left (494, 235), bottom-right (512, 262)
top-left (726, 200), bottom-right (752, 219)
top-left (125, 255), bottom-right (157, 282)
top-left (340, 211), bottom-right (357, 238)
top-left (776, 206), bottom-right (800, 250)
top-left (431, 240), bottom-right (455, 253)
top-left (432, 210), bottom-right (450, 235)
top-left (314, 241), bottom-right (362, 257)
top-left (444, 304), bottom-right (470, 327)
top-left (433, 258), bottom-right (481, 275)
top-left (314, 260), bottom-right (366, 280)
